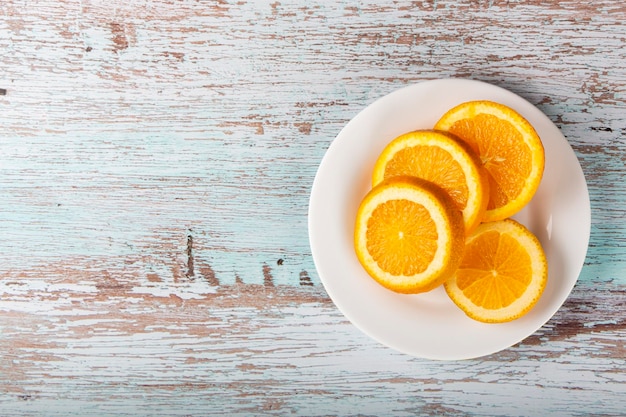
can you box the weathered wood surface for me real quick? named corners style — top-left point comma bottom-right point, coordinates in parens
top-left (0, 0), bottom-right (624, 416)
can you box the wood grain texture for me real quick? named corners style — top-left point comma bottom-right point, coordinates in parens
top-left (0, 0), bottom-right (625, 416)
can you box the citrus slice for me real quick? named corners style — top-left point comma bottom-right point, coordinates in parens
top-left (354, 176), bottom-right (465, 294)
top-left (372, 130), bottom-right (489, 235)
top-left (444, 219), bottom-right (548, 323)
top-left (434, 100), bottom-right (545, 222)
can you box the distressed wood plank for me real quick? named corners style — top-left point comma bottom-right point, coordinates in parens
top-left (1, 0), bottom-right (625, 285)
top-left (0, 283), bottom-right (624, 416)
top-left (0, 0), bottom-right (625, 415)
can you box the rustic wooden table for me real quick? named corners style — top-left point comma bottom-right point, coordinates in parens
top-left (1, 1), bottom-right (625, 416)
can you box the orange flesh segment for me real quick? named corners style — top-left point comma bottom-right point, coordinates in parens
top-left (455, 230), bottom-right (532, 309)
top-left (383, 145), bottom-right (469, 208)
top-left (448, 114), bottom-right (533, 211)
top-left (366, 199), bottom-right (438, 276)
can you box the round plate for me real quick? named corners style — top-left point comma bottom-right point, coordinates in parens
top-left (308, 78), bottom-right (591, 360)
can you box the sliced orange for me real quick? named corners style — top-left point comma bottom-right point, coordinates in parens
top-left (434, 100), bottom-right (545, 222)
top-left (354, 176), bottom-right (465, 294)
top-left (372, 130), bottom-right (489, 235)
top-left (444, 219), bottom-right (547, 323)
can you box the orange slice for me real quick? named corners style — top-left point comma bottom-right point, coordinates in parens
top-left (354, 176), bottom-right (465, 294)
top-left (372, 130), bottom-right (489, 235)
top-left (434, 100), bottom-right (545, 222)
top-left (444, 219), bottom-right (548, 323)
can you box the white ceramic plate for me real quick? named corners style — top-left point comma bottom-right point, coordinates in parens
top-left (308, 78), bottom-right (591, 360)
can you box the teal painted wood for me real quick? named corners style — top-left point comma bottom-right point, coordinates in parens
top-left (0, 285), bottom-right (624, 417)
top-left (0, 0), bottom-right (625, 416)
top-left (1, 0), bottom-right (624, 287)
